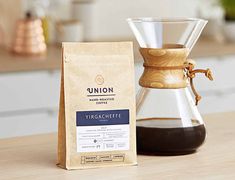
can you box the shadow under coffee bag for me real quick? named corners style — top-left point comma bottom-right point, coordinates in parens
top-left (57, 42), bottom-right (137, 169)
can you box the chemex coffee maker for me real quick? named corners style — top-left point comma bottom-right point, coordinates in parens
top-left (127, 18), bottom-right (213, 155)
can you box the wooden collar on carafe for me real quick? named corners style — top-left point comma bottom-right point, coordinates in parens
top-left (139, 44), bottom-right (213, 105)
top-left (139, 44), bottom-right (188, 89)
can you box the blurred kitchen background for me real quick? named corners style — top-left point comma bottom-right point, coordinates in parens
top-left (1, 0), bottom-right (235, 138)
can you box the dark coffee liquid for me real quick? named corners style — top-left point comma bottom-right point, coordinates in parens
top-left (137, 119), bottom-right (206, 155)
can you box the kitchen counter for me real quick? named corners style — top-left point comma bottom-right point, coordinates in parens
top-left (190, 37), bottom-right (235, 58)
top-left (0, 111), bottom-right (235, 179)
top-left (134, 37), bottom-right (235, 61)
top-left (0, 46), bottom-right (61, 73)
top-left (1, 38), bottom-right (235, 73)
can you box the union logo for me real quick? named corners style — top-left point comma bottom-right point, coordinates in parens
top-left (95, 75), bottom-right (104, 85)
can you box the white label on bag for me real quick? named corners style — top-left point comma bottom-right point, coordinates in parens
top-left (76, 109), bottom-right (130, 152)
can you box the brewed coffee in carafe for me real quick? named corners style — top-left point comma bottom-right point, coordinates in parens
top-left (127, 18), bottom-right (213, 155)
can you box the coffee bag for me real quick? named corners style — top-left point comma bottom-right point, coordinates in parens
top-left (57, 42), bottom-right (137, 169)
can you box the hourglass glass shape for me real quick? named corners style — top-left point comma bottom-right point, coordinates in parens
top-left (127, 18), bottom-right (212, 155)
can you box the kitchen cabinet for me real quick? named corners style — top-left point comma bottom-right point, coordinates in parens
top-left (0, 70), bottom-right (60, 138)
top-left (0, 46), bottom-right (61, 138)
top-left (0, 71), bottom-right (60, 112)
top-left (0, 111), bottom-right (58, 138)
top-left (195, 56), bottom-right (235, 114)
top-left (1, 57), bottom-right (235, 138)
top-left (0, 39), bottom-right (235, 138)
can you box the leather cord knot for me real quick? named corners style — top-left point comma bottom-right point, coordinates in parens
top-left (185, 59), bottom-right (213, 105)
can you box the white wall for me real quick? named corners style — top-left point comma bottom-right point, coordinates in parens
top-left (83, 0), bottom-right (200, 40)
top-left (21, 0), bottom-right (200, 41)
top-left (0, 0), bottom-right (201, 44)
top-left (0, 0), bottom-right (23, 46)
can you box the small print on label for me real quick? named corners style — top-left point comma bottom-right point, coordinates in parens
top-left (76, 109), bottom-right (130, 153)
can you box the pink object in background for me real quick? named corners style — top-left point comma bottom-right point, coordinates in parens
top-left (11, 14), bottom-right (47, 56)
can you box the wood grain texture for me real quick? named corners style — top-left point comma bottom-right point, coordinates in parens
top-left (139, 47), bottom-right (188, 88)
top-left (0, 111), bottom-right (235, 179)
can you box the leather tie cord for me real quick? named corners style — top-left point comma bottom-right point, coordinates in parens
top-left (185, 60), bottom-right (213, 105)
top-left (143, 63), bottom-right (187, 70)
top-left (143, 60), bottom-right (213, 105)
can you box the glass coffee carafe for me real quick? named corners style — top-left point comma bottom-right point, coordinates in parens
top-left (127, 18), bottom-right (213, 155)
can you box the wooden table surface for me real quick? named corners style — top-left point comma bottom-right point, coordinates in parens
top-left (1, 38), bottom-right (235, 73)
top-left (0, 111), bottom-right (235, 179)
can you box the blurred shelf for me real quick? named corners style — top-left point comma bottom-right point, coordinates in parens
top-left (191, 37), bottom-right (235, 58)
top-left (134, 37), bottom-right (235, 62)
top-left (1, 38), bottom-right (235, 73)
top-left (0, 45), bottom-right (61, 73)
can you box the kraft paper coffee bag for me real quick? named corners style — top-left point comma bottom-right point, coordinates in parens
top-left (57, 42), bottom-right (137, 170)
